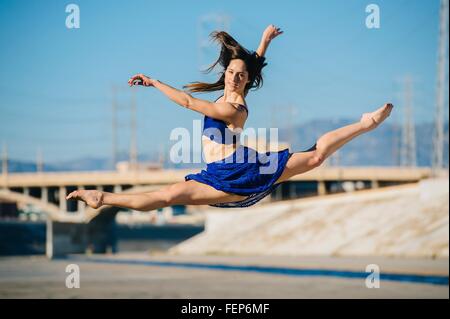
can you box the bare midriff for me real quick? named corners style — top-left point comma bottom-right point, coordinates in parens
top-left (202, 136), bottom-right (241, 164)
top-left (203, 96), bottom-right (247, 163)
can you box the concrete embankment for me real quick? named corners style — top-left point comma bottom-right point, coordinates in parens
top-left (170, 178), bottom-right (449, 258)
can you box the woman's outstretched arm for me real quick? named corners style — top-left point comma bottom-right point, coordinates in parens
top-left (127, 74), bottom-right (243, 123)
top-left (256, 24), bottom-right (283, 57)
top-left (128, 75), bottom-right (191, 108)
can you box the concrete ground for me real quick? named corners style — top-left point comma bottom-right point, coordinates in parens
top-left (0, 253), bottom-right (447, 299)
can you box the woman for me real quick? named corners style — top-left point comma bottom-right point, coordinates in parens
top-left (67, 25), bottom-right (393, 210)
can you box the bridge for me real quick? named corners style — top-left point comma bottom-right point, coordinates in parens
top-left (0, 167), bottom-right (437, 258)
top-left (0, 166), bottom-right (435, 222)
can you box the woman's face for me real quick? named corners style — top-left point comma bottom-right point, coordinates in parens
top-left (224, 59), bottom-right (250, 94)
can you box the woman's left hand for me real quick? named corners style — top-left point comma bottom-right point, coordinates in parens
top-left (128, 73), bottom-right (155, 87)
top-left (262, 24), bottom-right (283, 43)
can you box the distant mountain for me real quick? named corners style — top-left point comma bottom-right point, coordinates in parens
top-left (280, 119), bottom-right (449, 167)
top-left (4, 120), bottom-right (448, 172)
top-left (5, 152), bottom-right (157, 173)
top-left (6, 157), bottom-right (110, 173)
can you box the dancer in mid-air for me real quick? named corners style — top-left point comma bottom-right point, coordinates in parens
top-left (67, 25), bottom-right (393, 210)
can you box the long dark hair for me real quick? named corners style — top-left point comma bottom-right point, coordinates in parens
top-left (183, 31), bottom-right (267, 96)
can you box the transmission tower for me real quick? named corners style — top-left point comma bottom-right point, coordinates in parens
top-left (432, 0), bottom-right (449, 173)
top-left (111, 85), bottom-right (138, 171)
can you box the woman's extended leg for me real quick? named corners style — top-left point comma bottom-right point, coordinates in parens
top-left (275, 103), bottom-right (393, 183)
top-left (66, 180), bottom-right (247, 211)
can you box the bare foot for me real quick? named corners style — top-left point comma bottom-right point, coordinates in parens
top-left (66, 190), bottom-right (104, 209)
top-left (360, 103), bottom-right (394, 131)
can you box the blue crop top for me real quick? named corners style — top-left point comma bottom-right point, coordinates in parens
top-left (202, 96), bottom-right (248, 145)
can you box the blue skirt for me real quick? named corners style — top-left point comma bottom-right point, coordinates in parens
top-left (185, 145), bottom-right (294, 208)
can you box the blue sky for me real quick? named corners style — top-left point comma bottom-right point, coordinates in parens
top-left (0, 0), bottom-right (444, 162)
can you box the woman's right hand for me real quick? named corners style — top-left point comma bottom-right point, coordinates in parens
top-left (128, 73), bottom-right (155, 87)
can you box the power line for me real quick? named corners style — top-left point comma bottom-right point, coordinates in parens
top-left (0, 127), bottom-right (111, 142)
top-left (0, 85), bottom-right (107, 104)
top-left (0, 101), bottom-right (110, 122)
top-left (198, 13), bottom-right (231, 74)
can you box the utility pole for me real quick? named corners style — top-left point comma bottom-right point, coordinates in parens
top-left (158, 144), bottom-right (165, 168)
top-left (36, 147), bottom-right (43, 173)
top-left (391, 110), bottom-right (402, 167)
top-left (130, 88), bottom-right (138, 170)
top-left (400, 76), bottom-right (417, 167)
top-left (2, 142), bottom-right (7, 176)
top-left (287, 104), bottom-right (295, 150)
top-left (111, 85), bottom-right (118, 171)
